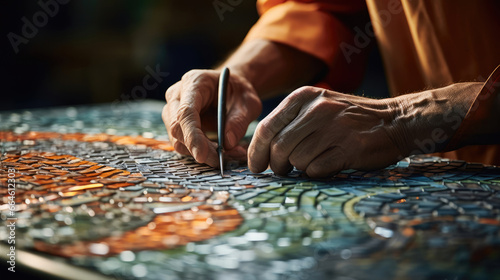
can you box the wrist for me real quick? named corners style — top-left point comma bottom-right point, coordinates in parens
top-left (218, 40), bottom-right (327, 99)
top-left (389, 83), bottom-right (482, 156)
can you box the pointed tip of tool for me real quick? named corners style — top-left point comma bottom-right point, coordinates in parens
top-left (219, 154), bottom-right (224, 176)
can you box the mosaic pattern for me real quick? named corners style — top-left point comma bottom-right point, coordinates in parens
top-left (1, 149), bottom-right (242, 257)
top-left (2, 101), bottom-right (500, 279)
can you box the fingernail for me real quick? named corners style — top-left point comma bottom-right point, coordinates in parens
top-left (192, 146), bottom-right (200, 160)
top-left (227, 131), bottom-right (236, 148)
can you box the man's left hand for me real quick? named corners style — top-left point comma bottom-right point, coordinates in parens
top-left (248, 86), bottom-right (405, 177)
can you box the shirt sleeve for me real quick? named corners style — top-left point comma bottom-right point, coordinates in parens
top-left (243, 0), bottom-right (368, 90)
top-left (446, 65), bottom-right (500, 150)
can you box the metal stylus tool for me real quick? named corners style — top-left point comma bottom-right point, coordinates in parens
top-left (217, 67), bottom-right (229, 176)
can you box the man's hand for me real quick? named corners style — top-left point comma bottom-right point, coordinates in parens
top-left (248, 86), bottom-right (402, 177)
top-left (163, 69), bottom-right (262, 167)
top-left (248, 83), bottom-right (481, 177)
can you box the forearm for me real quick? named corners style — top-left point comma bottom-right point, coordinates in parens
top-left (389, 82), bottom-right (484, 155)
top-left (218, 39), bottom-right (327, 99)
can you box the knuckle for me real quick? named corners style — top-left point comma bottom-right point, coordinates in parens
top-left (308, 98), bottom-right (331, 112)
top-left (181, 69), bottom-right (216, 86)
top-left (170, 119), bottom-right (181, 135)
top-left (294, 85), bottom-right (316, 95)
top-left (165, 82), bottom-right (179, 100)
top-left (260, 112), bottom-right (288, 135)
top-left (169, 120), bottom-right (180, 134)
top-left (255, 121), bottom-right (273, 141)
top-left (181, 69), bottom-right (202, 81)
top-left (289, 86), bottom-right (320, 100)
top-left (177, 103), bottom-right (194, 121)
top-left (288, 87), bottom-right (307, 102)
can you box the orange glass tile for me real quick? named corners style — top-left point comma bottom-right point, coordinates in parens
top-left (59, 191), bottom-right (85, 198)
top-left (0, 131), bottom-right (173, 151)
top-left (19, 160), bottom-right (39, 164)
top-left (41, 159), bottom-right (71, 165)
top-left (94, 166), bottom-right (116, 173)
top-left (82, 173), bottom-right (101, 178)
top-left (40, 166), bottom-right (58, 170)
top-left (67, 183), bottom-right (104, 191)
top-left (0, 132), bottom-right (249, 261)
top-left (45, 155), bottom-right (72, 160)
top-left (67, 167), bottom-right (88, 171)
top-left (16, 166), bottom-right (33, 171)
top-left (98, 170), bottom-right (122, 178)
top-left (106, 182), bottom-right (135, 189)
top-left (126, 178), bottom-right (147, 183)
top-left (97, 178), bottom-right (129, 184)
top-left (32, 205), bottom-right (242, 257)
top-left (80, 165), bottom-right (106, 174)
top-left (33, 174), bottom-right (55, 180)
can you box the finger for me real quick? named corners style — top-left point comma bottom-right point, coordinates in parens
top-left (164, 93), bottom-right (190, 157)
top-left (204, 140), bottom-right (220, 167)
top-left (268, 107), bottom-right (318, 175)
top-left (168, 99), bottom-right (185, 144)
top-left (161, 103), bottom-right (171, 134)
top-left (173, 140), bottom-right (190, 155)
top-left (248, 88), bottom-right (316, 173)
top-left (305, 146), bottom-right (346, 178)
top-left (163, 85), bottom-right (184, 142)
top-left (273, 95), bottom-right (349, 174)
top-left (224, 145), bottom-right (247, 162)
top-left (163, 100), bottom-right (192, 157)
top-left (177, 81), bottom-right (215, 164)
top-left (225, 87), bottom-right (261, 149)
top-left (288, 129), bottom-right (340, 172)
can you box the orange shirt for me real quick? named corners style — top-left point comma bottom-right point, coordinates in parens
top-left (244, 0), bottom-right (500, 165)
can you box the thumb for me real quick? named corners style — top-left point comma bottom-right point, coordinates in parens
top-left (224, 112), bottom-right (252, 150)
top-left (223, 77), bottom-right (262, 149)
top-left (225, 92), bottom-right (262, 149)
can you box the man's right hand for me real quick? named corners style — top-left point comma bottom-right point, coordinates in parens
top-left (162, 69), bottom-right (262, 167)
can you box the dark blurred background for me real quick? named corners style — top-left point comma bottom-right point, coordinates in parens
top-left (1, 0), bottom-right (388, 112)
top-left (1, 0), bottom-right (260, 110)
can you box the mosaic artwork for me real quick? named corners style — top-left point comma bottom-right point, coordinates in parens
top-left (2, 101), bottom-right (500, 279)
